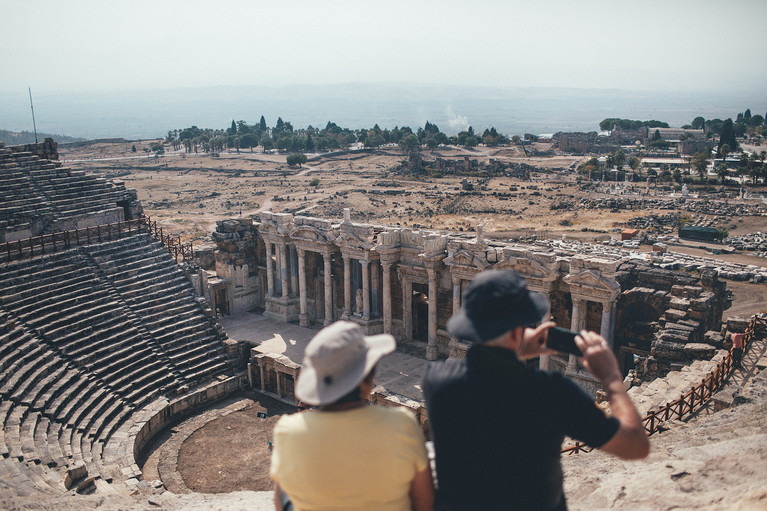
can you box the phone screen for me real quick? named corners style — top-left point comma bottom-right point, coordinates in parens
top-left (546, 326), bottom-right (582, 356)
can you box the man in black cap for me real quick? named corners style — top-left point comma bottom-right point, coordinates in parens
top-left (422, 269), bottom-right (649, 511)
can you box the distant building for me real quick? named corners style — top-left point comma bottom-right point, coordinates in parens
top-left (554, 131), bottom-right (597, 154)
top-left (649, 128), bottom-right (710, 155)
top-left (679, 225), bottom-right (721, 242)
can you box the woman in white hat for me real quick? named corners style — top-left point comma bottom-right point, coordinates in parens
top-left (270, 321), bottom-right (434, 511)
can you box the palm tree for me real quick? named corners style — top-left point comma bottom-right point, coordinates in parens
top-left (716, 163), bottom-right (729, 184)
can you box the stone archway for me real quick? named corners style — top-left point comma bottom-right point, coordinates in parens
top-left (615, 300), bottom-right (662, 374)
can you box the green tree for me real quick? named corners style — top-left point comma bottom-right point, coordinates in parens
top-left (716, 163), bottom-right (729, 184)
top-left (240, 133), bottom-right (259, 152)
top-left (718, 119), bottom-right (737, 152)
top-left (365, 133), bottom-right (385, 148)
top-left (261, 134), bottom-right (274, 152)
top-left (691, 116), bottom-right (705, 129)
top-left (719, 143), bottom-right (730, 162)
top-left (691, 151), bottom-right (709, 180)
top-left (286, 153), bottom-right (307, 167)
top-left (259, 115), bottom-right (267, 131)
top-left (433, 132), bottom-right (448, 146)
top-left (398, 134), bottom-right (420, 153)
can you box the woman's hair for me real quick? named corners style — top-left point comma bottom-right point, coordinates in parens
top-left (331, 366), bottom-right (376, 405)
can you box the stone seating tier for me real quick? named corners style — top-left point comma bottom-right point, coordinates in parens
top-left (0, 234), bottom-right (235, 495)
top-left (0, 151), bottom-right (126, 238)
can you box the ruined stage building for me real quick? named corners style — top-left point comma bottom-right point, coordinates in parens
top-left (205, 209), bottom-right (729, 393)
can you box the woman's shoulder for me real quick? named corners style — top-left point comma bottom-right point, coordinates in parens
top-left (367, 405), bottom-right (420, 426)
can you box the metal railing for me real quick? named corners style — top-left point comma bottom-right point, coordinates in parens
top-left (0, 216), bottom-right (194, 263)
top-left (562, 314), bottom-right (765, 455)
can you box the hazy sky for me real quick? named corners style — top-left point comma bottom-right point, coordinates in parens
top-left (3, 0), bottom-right (766, 95)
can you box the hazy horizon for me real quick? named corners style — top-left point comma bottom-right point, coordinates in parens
top-left (2, 0), bottom-right (765, 139)
top-left (1, 83), bottom-right (765, 141)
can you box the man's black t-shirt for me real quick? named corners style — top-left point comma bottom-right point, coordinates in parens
top-left (422, 345), bottom-right (620, 511)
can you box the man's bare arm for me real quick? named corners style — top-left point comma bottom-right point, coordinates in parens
top-left (575, 330), bottom-right (650, 460)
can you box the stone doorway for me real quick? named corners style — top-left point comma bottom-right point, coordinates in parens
top-left (214, 287), bottom-right (230, 316)
top-left (616, 301), bottom-right (659, 374)
top-left (412, 283), bottom-right (429, 342)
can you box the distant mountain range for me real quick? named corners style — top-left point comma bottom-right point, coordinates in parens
top-left (0, 83), bottom-right (764, 141)
top-left (0, 129), bottom-right (85, 146)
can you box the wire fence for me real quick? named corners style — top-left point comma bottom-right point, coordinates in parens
top-left (562, 314), bottom-right (765, 455)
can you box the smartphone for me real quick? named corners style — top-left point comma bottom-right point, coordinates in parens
top-left (546, 326), bottom-right (582, 356)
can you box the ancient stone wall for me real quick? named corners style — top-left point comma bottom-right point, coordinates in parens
top-left (6, 138), bottom-right (59, 160)
top-left (210, 209), bottom-right (731, 388)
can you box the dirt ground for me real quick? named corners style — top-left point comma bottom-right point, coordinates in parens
top-left (140, 392), bottom-right (296, 493)
top-left (60, 139), bottom-right (767, 241)
top-left (60, 139), bottom-right (767, 317)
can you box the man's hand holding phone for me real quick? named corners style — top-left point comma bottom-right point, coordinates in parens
top-left (518, 321), bottom-right (556, 360)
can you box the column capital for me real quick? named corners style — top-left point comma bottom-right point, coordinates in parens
top-left (297, 247), bottom-right (305, 257)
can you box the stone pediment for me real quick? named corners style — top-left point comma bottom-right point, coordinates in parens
top-left (336, 230), bottom-right (374, 252)
top-left (290, 225), bottom-right (334, 244)
top-left (443, 249), bottom-right (489, 271)
top-left (564, 269), bottom-right (620, 297)
top-left (496, 256), bottom-right (554, 281)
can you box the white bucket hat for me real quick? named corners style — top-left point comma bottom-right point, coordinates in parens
top-left (295, 321), bottom-right (395, 406)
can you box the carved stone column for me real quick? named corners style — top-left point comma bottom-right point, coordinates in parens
top-left (297, 248), bottom-right (308, 327)
top-left (257, 358), bottom-right (265, 391)
top-left (452, 277), bottom-right (461, 315)
top-left (426, 268), bottom-right (438, 361)
top-left (601, 301), bottom-right (613, 348)
top-left (568, 298), bottom-right (584, 370)
top-left (289, 246), bottom-right (298, 299)
top-left (402, 277), bottom-right (412, 341)
top-left (342, 255), bottom-right (351, 319)
top-left (370, 260), bottom-right (380, 317)
top-left (382, 263), bottom-right (392, 333)
top-left (279, 243), bottom-right (288, 298)
top-left (266, 243), bottom-right (274, 296)
top-left (361, 260), bottom-right (370, 320)
top-left (323, 251), bottom-right (333, 326)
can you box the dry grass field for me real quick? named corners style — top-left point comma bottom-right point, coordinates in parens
top-left (60, 139), bottom-right (767, 316)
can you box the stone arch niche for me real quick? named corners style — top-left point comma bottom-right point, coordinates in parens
top-left (615, 288), bottom-right (666, 374)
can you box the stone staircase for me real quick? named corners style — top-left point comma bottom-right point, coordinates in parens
top-left (627, 350), bottom-right (729, 417)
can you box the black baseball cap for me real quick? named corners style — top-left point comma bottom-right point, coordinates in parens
top-left (447, 269), bottom-right (550, 343)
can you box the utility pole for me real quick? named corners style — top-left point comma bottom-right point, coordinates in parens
top-left (29, 87), bottom-right (38, 143)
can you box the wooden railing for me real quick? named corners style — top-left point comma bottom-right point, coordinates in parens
top-left (0, 218), bottom-right (147, 263)
top-left (641, 314), bottom-right (762, 435)
top-left (0, 216), bottom-right (194, 263)
top-left (142, 216), bottom-right (194, 262)
top-left (562, 314), bottom-right (765, 455)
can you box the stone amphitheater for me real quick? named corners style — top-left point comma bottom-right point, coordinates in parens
top-left (1, 140), bottom-right (765, 510)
